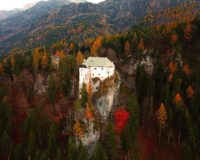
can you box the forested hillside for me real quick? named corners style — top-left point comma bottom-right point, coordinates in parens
top-left (0, 11), bottom-right (200, 160)
top-left (1, 0), bottom-right (200, 54)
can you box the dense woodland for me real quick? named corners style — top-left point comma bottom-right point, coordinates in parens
top-left (0, 12), bottom-right (200, 160)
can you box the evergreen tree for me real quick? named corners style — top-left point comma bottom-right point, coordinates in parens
top-left (91, 142), bottom-right (107, 160)
top-left (48, 75), bottom-right (58, 104)
top-left (104, 123), bottom-right (117, 160)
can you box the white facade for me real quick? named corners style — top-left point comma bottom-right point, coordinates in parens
top-left (79, 57), bottom-right (115, 94)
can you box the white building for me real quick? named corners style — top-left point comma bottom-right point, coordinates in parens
top-left (79, 57), bottom-right (115, 93)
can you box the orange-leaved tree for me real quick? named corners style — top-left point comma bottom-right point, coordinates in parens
top-left (187, 86), bottom-right (194, 98)
top-left (184, 22), bottom-right (192, 41)
top-left (174, 93), bottom-right (182, 105)
top-left (90, 36), bottom-right (102, 56)
top-left (156, 103), bottom-right (167, 142)
top-left (138, 38), bottom-right (145, 51)
top-left (76, 51), bottom-right (84, 67)
top-left (182, 64), bottom-right (191, 75)
top-left (124, 41), bottom-right (131, 55)
top-left (73, 121), bottom-right (83, 138)
top-left (85, 103), bottom-right (94, 121)
top-left (168, 61), bottom-right (177, 74)
top-left (69, 42), bottom-right (75, 51)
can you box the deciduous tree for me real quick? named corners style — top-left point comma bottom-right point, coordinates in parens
top-left (138, 38), bottom-right (145, 50)
top-left (114, 109), bottom-right (129, 134)
top-left (73, 121), bottom-right (83, 138)
top-left (156, 103), bottom-right (167, 142)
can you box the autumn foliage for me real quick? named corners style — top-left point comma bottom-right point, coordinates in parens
top-left (73, 121), bottom-right (83, 138)
top-left (138, 38), bottom-right (145, 50)
top-left (168, 61), bottom-right (177, 74)
top-left (76, 51), bottom-right (84, 66)
top-left (174, 93), bottom-right (182, 105)
top-left (91, 36), bottom-right (102, 56)
top-left (183, 64), bottom-right (191, 75)
top-left (85, 103), bottom-right (94, 121)
top-left (187, 86), bottom-right (194, 98)
top-left (114, 109), bottom-right (129, 134)
top-left (156, 103), bottom-right (167, 129)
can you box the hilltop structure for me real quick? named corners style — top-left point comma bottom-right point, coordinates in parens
top-left (79, 57), bottom-right (115, 94)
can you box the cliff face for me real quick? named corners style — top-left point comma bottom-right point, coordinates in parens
top-left (78, 72), bottom-right (121, 149)
top-left (94, 72), bottom-right (121, 120)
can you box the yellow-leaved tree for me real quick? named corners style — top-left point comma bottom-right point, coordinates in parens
top-left (90, 36), bottom-right (102, 56)
top-left (76, 51), bottom-right (84, 67)
top-left (73, 121), bottom-right (83, 138)
top-left (41, 52), bottom-right (48, 69)
top-left (156, 103), bottom-right (167, 142)
top-left (32, 48), bottom-right (40, 73)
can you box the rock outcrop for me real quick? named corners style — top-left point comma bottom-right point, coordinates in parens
top-left (76, 72), bottom-right (121, 150)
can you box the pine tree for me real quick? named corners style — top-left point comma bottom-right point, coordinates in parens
top-left (55, 148), bottom-right (63, 160)
top-left (67, 137), bottom-right (77, 160)
top-left (48, 76), bottom-right (57, 104)
top-left (80, 83), bottom-right (88, 108)
top-left (156, 103), bottom-right (167, 142)
top-left (47, 123), bottom-right (58, 158)
top-left (91, 142), bottom-right (108, 160)
top-left (104, 123), bottom-right (117, 160)
top-left (77, 142), bottom-right (88, 160)
top-left (26, 130), bottom-right (36, 159)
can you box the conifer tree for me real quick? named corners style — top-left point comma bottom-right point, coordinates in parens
top-left (91, 142), bottom-right (108, 160)
top-left (48, 76), bottom-right (57, 104)
top-left (104, 123), bottom-right (117, 160)
top-left (156, 103), bottom-right (167, 142)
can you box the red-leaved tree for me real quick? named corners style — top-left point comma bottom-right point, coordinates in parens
top-left (114, 109), bottom-right (129, 134)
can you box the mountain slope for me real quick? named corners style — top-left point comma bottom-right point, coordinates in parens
top-left (0, 0), bottom-right (199, 53)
